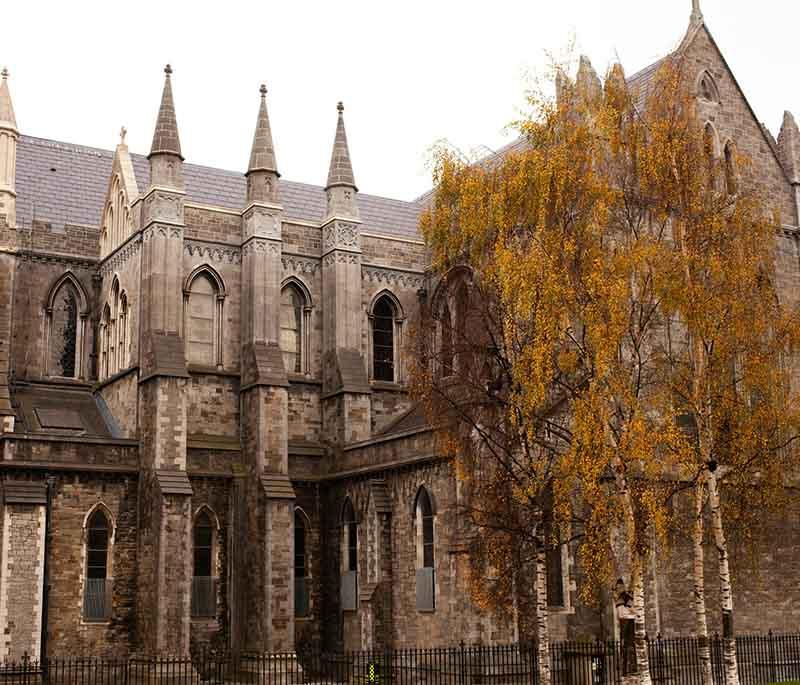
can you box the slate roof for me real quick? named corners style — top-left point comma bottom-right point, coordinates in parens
top-left (14, 135), bottom-right (423, 240)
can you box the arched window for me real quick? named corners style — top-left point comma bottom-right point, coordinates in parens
top-left (109, 279), bottom-right (119, 376)
top-left (698, 71), bottom-right (719, 104)
top-left (372, 295), bottom-right (397, 382)
top-left (118, 292), bottom-right (128, 371)
top-left (84, 508), bottom-right (111, 621)
top-left (192, 510), bottom-right (216, 618)
top-left (724, 142), bottom-right (738, 195)
top-left (281, 285), bottom-right (303, 374)
top-left (295, 510), bottom-right (310, 618)
top-left (101, 304), bottom-right (111, 379)
top-left (415, 487), bottom-right (435, 611)
top-left (48, 280), bottom-right (80, 378)
top-left (454, 282), bottom-right (471, 373)
top-left (341, 499), bottom-right (358, 611)
top-left (184, 268), bottom-right (225, 369)
top-left (440, 303), bottom-right (454, 378)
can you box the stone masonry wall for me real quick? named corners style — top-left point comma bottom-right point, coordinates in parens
top-left (186, 374), bottom-right (240, 440)
top-left (46, 474), bottom-right (138, 657)
top-left (0, 503), bottom-right (46, 662)
top-left (98, 370), bottom-right (139, 438)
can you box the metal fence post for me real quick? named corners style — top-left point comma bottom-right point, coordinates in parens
top-left (769, 629), bottom-right (777, 684)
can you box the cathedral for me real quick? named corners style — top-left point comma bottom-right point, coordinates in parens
top-left (0, 1), bottom-right (799, 662)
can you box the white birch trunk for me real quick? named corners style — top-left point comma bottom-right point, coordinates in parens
top-left (693, 478), bottom-right (714, 685)
top-left (631, 552), bottom-right (653, 685)
top-left (535, 541), bottom-right (552, 685)
top-left (707, 469), bottom-right (740, 685)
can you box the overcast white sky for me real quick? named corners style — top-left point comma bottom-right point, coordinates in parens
top-left (4, 1), bottom-right (799, 201)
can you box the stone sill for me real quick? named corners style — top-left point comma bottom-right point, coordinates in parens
top-left (288, 374), bottom-right (322, 387)
top-left (187, 366), bottom-right (240, 378)
top-left (370, 380), bottom-right (406, 393)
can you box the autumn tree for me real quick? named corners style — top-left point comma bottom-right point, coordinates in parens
top-left (640, 59), bottom-right (800, 685)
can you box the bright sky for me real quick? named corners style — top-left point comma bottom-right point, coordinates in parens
top-left (4, 0), bottom-right (799, 202)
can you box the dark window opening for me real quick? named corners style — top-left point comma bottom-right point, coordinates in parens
top-left (418, 489), bottom-right (434, 568)
top-left (84, 510), bottom-right (110, 621)
top-left (192, 511), bottom-right (215, 618)
top-left (373, 296), bottom-right (395, 382)
top-left (295, 511), bottom-right (309, 617)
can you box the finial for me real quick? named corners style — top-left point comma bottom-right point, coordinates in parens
top-left (119, 126), bottom-right (127, 145)
top-left (1, 68), bottom-right (7, 81)
top-left (691, 0), bottom-right (703, 24)
top-left (337, 101), bottom-right (344, 114)
top-left (260, 83), bottom-right (267, 97)
top-left (164, 64), bottom-right (173, 77)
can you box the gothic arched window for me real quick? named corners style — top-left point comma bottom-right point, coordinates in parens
top-left (101, 304), bottom-right (111, 379)
top-left (84, 508), bottom-right (112, 621)
top-left (118, 292), bottom-right (128, 372)
top-left (372, 294), bottom-right (398, 382)
top-left (415, 487), bottom-right (436, 611)
top-left (341, 499), bottom-right (358, 611)
top-left (440, 302), bottom-right (454, 378)
top-left (295, 510), bottom-right (310, 617)
top-left (724, 141), bottom-right (738, 196)
top-left (281, 285), bottom-right (303, 374)
top-left (49, 283), bottom-right (79, 378)
top-left (698, 71), bottom-right (720, 104)
top-left (184, 267), bottom-right (225, 369)
top-left (192, 510), bottom-right (216, 618)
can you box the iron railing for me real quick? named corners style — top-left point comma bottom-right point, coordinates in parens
top-left (1, 632), bottom-right (800, 685)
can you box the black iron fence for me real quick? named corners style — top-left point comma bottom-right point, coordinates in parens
top-left (0, 632), bottom-right (799, 685)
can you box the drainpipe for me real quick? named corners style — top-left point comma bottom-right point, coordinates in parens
top-left (40, 476), bottom-right (55, 672)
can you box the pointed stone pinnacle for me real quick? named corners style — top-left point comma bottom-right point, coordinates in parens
top-left (0, 66), bottom-right (17, 129)
top-left (327, 102), bottom-right (356, 191)
top-left (149, 64), bottom-right (182, 160)
top-left (247, 83), bottom-right (278, 176)
top-left (691, 0), bottom-right (704, 24)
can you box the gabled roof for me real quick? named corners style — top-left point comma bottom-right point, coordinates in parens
top-left (14, 135), bottom-right (423, 240)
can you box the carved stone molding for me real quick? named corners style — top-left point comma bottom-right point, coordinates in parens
top-left (15, 251), bottom-right (97, 270)
top-left (362, 265), bottom-right (424, 290)
top-left (322, 252), bottom-right (360, 267)
top-left (281, 255), bottom-right (320, 276)
top-left (184, 240), bottom-right (241, 265)
top-left (241, 237), bottom-right (280, 257)
top-left (144, 190), bottom-right (184, 225)
top-left (100, 236), bottom-right (142, 275)
top-left (142, 224), bottom-right (183, 242)
top-left (242, 205), bottom-right (281, 240)
top-left (322, 221), bottom-right (360, 253)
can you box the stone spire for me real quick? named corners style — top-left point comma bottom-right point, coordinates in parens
top-left (778, 111), bottom-right (800, 184)
top-left (691, 0), bottom-right (704, 25)
top-left (325, 102), bottom-right (359, 219)
top-left (0, 68), bottom-right (19, 228)
top-left (246, 84), bottom-right (280, 205)
top-left (148, 65), bottom-right (183, 189)
top-left (0, 68), bottom-right (17, 131)
top-left (575, 55), bottom-right (602, 103)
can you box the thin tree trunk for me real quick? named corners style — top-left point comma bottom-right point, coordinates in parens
top-left (534, 539), bottom-right (552, 685)
top-left (631, 552), bottom-right (653, 685)
top-left (693, 478), bottom-right (714, 685)
top-left (707, 468), bottom-right (739, 685)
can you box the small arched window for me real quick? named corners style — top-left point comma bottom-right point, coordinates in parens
top-left (118, 292), bottom-right (128, 371)
top-left (724, 142), bottom-right (738, 195)
top-left (454, 283), bottom-right (471, 373)
top-left (192, 510), bottom-right (216, 618)
top-left (415, 487), bottom-right (436, 611)
top-left (101, 304), bottom-right (111, 379)
top-left (341, 499), bottom-right (358, 611)
top-left (372, 295), bottom-right (397, 382)
top-left (295, 510), bottom-right (309, 617)
top-left (698, 71), bottom-right (719, 104)
top-left (281, 285), bottom-right (304, 374)
top-left (84, 509), bottom-right (111, 621)
top-left (184, 269), bottom-right (224, 368)
top-left (440, 302), bottom-right (454, 378)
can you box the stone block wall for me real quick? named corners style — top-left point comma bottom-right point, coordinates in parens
top-left (186, 374), bottom-right (240, 440)
top-left (45, 474), bottom-right (138, 657)
top-left (288, 384), bottom-right (322, 445)
top-left (97, 370), bottom-right (139, 437)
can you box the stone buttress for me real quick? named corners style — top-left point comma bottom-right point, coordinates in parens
top-left (237, 85), bottom-right (297, 655)
top-left (321, 103), bottom-right (371, 446)
top-left (135, 65), bottom-right (194, 656)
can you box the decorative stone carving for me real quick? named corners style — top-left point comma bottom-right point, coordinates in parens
top-left (281, 255), bottom-right (320, 276)
top-left (241, 237), bottom-right (280, 257)
top-left (184, 241), bottom-right (241, 264)
top-left (144, 190), bottom-right (184, 225)
top-left (362, 265), bottom-right (424, 290)
top-left (242, 205), bottom-right (281, 240)
top-left (100, 236), bottom-right (142, 275)
top-left (322, 221), bottom-right (360, 253)
top-left (322, 252), bottom-right (360, 267)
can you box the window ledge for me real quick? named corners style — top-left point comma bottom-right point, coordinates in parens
top-left (81, 619), bottom-right (111, 626)
top-left (370, 380), bottom-right (406, 392)
top-left (417, 608), bottom-right (436, 614)
top-left (288, 374), bottom-right (322, 386)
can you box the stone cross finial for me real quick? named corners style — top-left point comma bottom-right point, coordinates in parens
top-left (1, 68), bottom-right (8, 81)
top-left (260, 84), bottom-right (267, 97)
top-left (691, 0), bottom-right (703, 24)
top-left (164, 64), bottom-right (173, 76)
top-left (337, 101), bottom-right (344, 114)
top-left (120, 126), bottom-right (127, 144)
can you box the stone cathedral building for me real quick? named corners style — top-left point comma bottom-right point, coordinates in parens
top-left (1, 1), bottom-right (800, 662)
